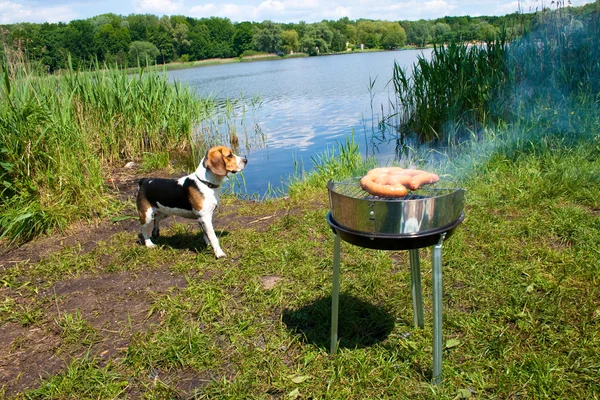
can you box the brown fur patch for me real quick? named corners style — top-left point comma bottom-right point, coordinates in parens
top-left (187, 186), bottom-right (205, 211)
top-left (221, 148), bottom-right (240, 172)
top-left (136, 193), bottom-right (151, 224)
top-left (204, 146), bottom-right (241, 176)
top-left (205, 147), bottom-right (228, 176)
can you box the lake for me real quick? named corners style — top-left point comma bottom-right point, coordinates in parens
top-left (167, 49), bottom-right (433, 198)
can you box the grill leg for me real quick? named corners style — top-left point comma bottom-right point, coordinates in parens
top-left (409, 249), bottom-right (424, 329)
top-left (432, 233), bottom-right (446, 385)
top-left (330, 234), bottom-right (341, 355)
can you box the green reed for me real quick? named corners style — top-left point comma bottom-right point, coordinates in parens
top-left (61, 60), bottom-right (213, 163)
top-left (0, 57), bottom-right (217, 242)
top-left (390, 5), bottom-right (599, 144)
top-left (391, 37), bottom-right (509, 142)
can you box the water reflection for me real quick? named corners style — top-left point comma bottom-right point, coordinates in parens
top-left (167, 49), bottom-right (433, 197)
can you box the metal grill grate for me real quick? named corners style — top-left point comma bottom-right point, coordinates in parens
top-left (330, 177), bottom-right (461, 201)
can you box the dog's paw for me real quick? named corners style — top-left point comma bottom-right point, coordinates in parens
top-left (215, 250), bottom-right (227, 259)
top-left (145, 240), bottom-right (157, 248)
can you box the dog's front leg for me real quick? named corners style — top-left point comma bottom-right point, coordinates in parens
top-left (198, 214), bottom-right (226, 258)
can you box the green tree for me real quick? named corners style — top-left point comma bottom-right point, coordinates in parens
top-left (188, 24), bottom-right (211, 60)
top-left (345, 24), bottom-right (358, 47)
top-left (309, 23), bottom-right (334, 48)
top-left (173, 22), bottom-right (190, 58)
top-left (89, 14), bottom-right (113, 32)
top-left (148, 23), bottom-right (175, 63)
top-left (93, 22), bottom-right (130, 65)
top-left (253, 21), bottom-right (282, 53)
top-left (202, 17), bottom-right (235, 57)
top-left (281, 29), bottom-right (299, 54)
top-left (63, 20), bottom-right (97, 69)
top-left (300, 37), bottom-right (327, 55)
top-left (129, 40), bottom-right (160, 65)
top-left (232, 21), bottom-right (255, 56)
top-left (37, 22), bottom-right (68, 71)
top-left (380, 21), bottom-right (406, 49)
top-left (126, 14), bottom-right (158, 42)
top-left (322, 18), bottom-right (350, 52)
top-left (477, 21), bottom-right (498, 42)
top-left (406, 20), bottom-right (431, 47)
top-left (301, 22), bottom-right (333, 53)
top-left (357, 20), bottom-right (381, 48)
top-left (295, 21), bottom-right (308, 39)
top-left (330, 29), bottom-right (347, 52)
top-left (432, 22), bottom-right (452, 44)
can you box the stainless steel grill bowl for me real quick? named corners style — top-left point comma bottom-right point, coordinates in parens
top-left (326, 177), bottom-right (464, 382)
top-left (327, 177), bottom-right (465, 249)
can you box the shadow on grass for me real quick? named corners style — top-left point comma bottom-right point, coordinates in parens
top-left (282, 293), bottom-right (396, 349)
top-left (138, 231), bottom-right (230, 252)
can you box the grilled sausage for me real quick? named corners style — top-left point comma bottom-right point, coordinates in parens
top-left (408, 172), bottom-right (440, 190)
top-left (360, 167), bottom-right (439, 197)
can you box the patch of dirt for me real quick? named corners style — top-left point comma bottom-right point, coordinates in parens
top-left (260, 275), bottom-right (283, 290)
top-left (0, 323), bottom-right (64, 393)
top-left (0, 218), bottom-right (140, 268)
top-left (0, 268), bottom-right (187, 396)
top-left (48, 268), bottom-right (187, 332)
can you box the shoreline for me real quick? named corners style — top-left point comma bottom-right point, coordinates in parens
top-left (140, 46), bottom-right (427, 73)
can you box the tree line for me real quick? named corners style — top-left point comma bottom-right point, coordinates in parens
top-left (0, 2), bottom-right (596, 72)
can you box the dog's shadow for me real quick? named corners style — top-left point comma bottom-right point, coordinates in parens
top-left (282, 293), bottom-right (398, 350)
top-left (138, 230), bottom-right (230, 253)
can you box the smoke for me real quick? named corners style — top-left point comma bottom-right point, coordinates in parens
top-left (407, 6), bottom-right (600, 180)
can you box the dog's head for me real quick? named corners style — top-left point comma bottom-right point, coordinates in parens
top-left (203, 146), bottom-right (247, 177)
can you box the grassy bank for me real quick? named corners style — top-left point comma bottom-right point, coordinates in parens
top-left (1, 118), bottom-right (599, 398)
top-left (139, 52), bottom-right (309, 73)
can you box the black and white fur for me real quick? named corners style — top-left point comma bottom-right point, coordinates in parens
top-left (136, 146), bottom-right (247, 258)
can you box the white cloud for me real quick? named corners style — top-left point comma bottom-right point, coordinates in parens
top-left (133, 0), bottom-right (184, 14)
top-left (184, 0), bottom-right (597, 23)
top-left (186, 0), bottom-right (461, 23)
top-left (189, 3), bottom-right (242, 18)
top-left (351, 1), bottom-right (456, 21)
top-left (189, 0), bottom-right (344, 22)
top-left (494, 0), bottom-right (538, 15)
top-left (493, 0), bottom-right (591, 15)
top-left (0, 1), bottom-right (77, 24)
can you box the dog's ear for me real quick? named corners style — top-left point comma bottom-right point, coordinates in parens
top-left (204, 148), bottom-right (228, 176)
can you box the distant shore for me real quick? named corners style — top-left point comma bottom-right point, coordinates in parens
top-left (141, 46), bottom-right (426, 72)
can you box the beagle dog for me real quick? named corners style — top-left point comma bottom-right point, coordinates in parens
top-left (136, 146), bottom-right (247, 258)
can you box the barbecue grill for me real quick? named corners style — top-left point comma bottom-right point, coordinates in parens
top-left (326, 177), bottom-right (465, 384)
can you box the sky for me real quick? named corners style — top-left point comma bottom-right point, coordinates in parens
top-left (0, 0), bottom-right (596, 25)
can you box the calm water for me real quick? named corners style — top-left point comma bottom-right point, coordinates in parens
top-left (167, 49), bottom-right (433, 197)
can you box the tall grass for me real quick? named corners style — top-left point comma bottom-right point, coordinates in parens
top-left (508, 5), bottom-right (600, 100)
top-left (61, 60), bottom-right (215, 163)
top-left (287, 133), bottom-right (376, 197)
top-left (389, 4), bottom-right (600, 144)
top-left (392, 37), bottom-right (509, 141)
top-left (0, 53), bottom-right (216, 243)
